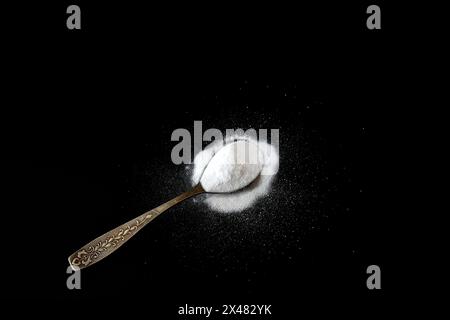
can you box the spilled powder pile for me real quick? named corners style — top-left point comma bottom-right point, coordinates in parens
top-left (192, 135), bottom-right (279, 212)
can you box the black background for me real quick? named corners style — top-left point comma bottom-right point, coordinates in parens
top-left (3, 0), bottom-right (403, 317)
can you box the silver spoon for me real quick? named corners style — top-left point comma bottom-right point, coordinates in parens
top-left (68, 140), bottom-right (262, 270)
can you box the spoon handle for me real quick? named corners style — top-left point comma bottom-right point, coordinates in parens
top-left (68, 184), bottom-right (204, 270)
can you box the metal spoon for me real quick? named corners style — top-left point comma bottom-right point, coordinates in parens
top-left (68, 184), bottom-right (204, 270)
top-left (69, 140), bottom-right (263, 270)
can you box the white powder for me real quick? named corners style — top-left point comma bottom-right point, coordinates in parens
top-left (192, 134), bottom-right (279, 212)
top-left (200, 140), bottom-right (263, 193)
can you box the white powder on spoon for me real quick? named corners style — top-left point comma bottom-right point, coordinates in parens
top-left (200, 140), bottom-right (263, 193)
top-left (192, 135), bottom-right (279, 212)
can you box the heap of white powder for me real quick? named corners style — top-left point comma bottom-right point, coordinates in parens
top-left (199, 140), bottom-right (263, 193)
top-left (191, 135), bottom-right (279, 212)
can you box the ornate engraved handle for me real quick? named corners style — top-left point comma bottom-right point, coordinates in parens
top-left (68, 184), bottom-right (204, 270)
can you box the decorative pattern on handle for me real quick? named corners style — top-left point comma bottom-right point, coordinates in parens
top-left (69, 211), bottom-right (156, 269)
top-left (68, 184), bottom-right (204, 270)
